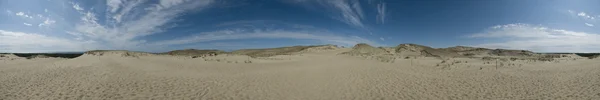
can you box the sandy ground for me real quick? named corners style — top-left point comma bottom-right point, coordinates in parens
top-left (1, 49), bottom-right (600, 99)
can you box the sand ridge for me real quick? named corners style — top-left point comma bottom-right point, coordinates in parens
top-left (1, 44), bottom-right (600, 99)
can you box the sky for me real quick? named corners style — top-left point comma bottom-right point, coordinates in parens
top-left (0, 0), bottom-right (599, 53)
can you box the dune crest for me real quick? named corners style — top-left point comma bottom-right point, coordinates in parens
top-left (0, 54), bottom-right (22, 60)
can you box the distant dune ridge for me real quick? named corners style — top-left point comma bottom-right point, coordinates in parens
top-left (230, 45), bottom-right (338, 57)
top-left (1, 43), bottom-right (595, 61)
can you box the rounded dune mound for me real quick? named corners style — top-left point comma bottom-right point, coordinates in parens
top-left (341, 43), bottom-right (386, 56)
top-left (0, 54), bottom-right (19, 58)
top-left (0, 53), bottom-right (22, 60)
top-left (590, 55), bottom-right (600, 59)
top-left (83, 50), bottom-right (153, 57)
top-left (341, 43), bottom-right (396, 63)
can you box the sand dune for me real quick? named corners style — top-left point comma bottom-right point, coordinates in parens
top-left (1, 44), bottom-right (600, 99)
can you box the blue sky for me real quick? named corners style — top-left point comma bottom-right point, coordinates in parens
top-left (0, 0), bottom-right (599, 53)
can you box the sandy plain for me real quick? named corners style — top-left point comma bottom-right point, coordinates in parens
top-left (1, 46), bottom-right (600, 100)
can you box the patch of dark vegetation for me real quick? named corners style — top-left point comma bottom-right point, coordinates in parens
top-left (395, 43), bottom-right (462, 57)
top-left (490, 49), bottom-right (536, 56)
top-left (12, 53), bottom-right (84, 59)
top-left (162, 49), bottom-right (226, 56)
top-left (543, 53), bottom-right (600, 59)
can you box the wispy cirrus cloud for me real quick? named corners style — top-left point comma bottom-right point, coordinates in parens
top-left (325, 0), bottom-right (366, 28)
top-left (106, 0), bottom-right (122, 13)
top-left (290, 0), bottom-right (387, 30)
top-left (69, 0), bottom-right (215, 49)
top-left (469, 23), bottom-right (600, 52)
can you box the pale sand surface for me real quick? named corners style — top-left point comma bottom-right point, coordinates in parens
top-left (1, 49), bottom-right (600, 99)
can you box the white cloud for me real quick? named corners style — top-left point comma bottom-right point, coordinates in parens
top-left (585, 23), bottom-right (594, 27)
top-left (379, 37), bottom-right (384, 41)
top-left (569, 10), bottom-right (597, 21)
top-left (23, 23), bottom-right (32, 26)
top-left (44, 9), bottom-right (48, 13)
top-left (568, 10), bottom-right (574, 14)
top-left (152, 29), bottom-right (379, 47)
top-left (15, 12), bottom-right (33, 19)
top-left (14, 12), bottom-right (22, 15)
top-left (469, 23), bottom-right (600, 52)
top-left (71, 2), bottom-right (84, 11)
top-left (577, 12), bottom-right (595, 20)
top-left (0, 30), bottom-right (97, 53)
top-left (38, 18), bottom-right (56, 27)
top-left (376, 2), bottom-right (386, 24)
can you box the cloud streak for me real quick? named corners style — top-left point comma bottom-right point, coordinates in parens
top-left (376, 2), bottom-right (386, 24)
top-left (152, 29), bottom-right (379, 47)
top-left (291, 0), bottom-right (383, 30)
top-left (0, 30), bottom-right (97, 53)
top-left (585, 23), bottom-right (594, 27)
top-left (469, 23), bottom-right (600, 52)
